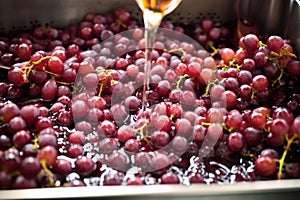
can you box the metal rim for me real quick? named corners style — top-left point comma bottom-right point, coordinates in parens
top-left (1, 179), bottom-right (300, 199)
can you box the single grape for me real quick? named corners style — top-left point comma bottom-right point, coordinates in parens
top-left (254, 156), bottom-right (277, 177)
top-left (19, 157), bottom-right (42, 178)
top-left (53, 159), bottom-right (72, 177)
top-left (206, 108), bottom-right (224, 123)
top-left (160, 172), bottom-right (180, 184)
top-left (193, 125), bottom-right (207, 145)
top-left (37, 146), bottom-right (58, 166)
top-left (237, 70), bottom-right (252, 85)
top-left (7, 116), bottom-right (26, 134)
top-left (35, 117), bottom-right (54, 132)
top-left (124, 139), bottom-right (140, 153)
top-left (220, 90), bottom-right (237, 108)
top-left (172, 136), bottom-right (188, 154)
top-left (186, 62), bottom-right (202, 78)
top-left (260, 148), bottom-right (279, 159)
top-left (270, 118), bottom-right (289, 137)
top-left (126, 176), bottom-right (144, 185)
top-left (153, 115), bottom-right (172, 132)
top-left (149, 153), bottom-right (170, 172)
top-left (220, 48), bottom-right (235, 65)
top-left (254, 51), bottom-right (267, 67)
top-left (16, 43), bottom-right (32, 60)
top-left (22, 143), bottom-right (38, 157)
top-left (266, 35), bottom-right (284, 53)
top-left (287, 60), bottom-right (300, 76)
top-left (97, 120), bottom-right (117, 137)
top-left (0, 135), bottom-right (11, 151)
top-left (107, 151), bottom-right (129, 171)
top-left (110, 104), bottom-right (128, 122)
top-left (124, 96), bottom-right (141, 112)
top-left (102, 172), bottom-right (124, 186)
top-left (38, 134), bottom-right (58, 148)
top-left (134, 152), bottom-right (151, 169)
top-left (1, 150), bottom-right (21, 173)
top-left (72, 100), bottom-right (89, 120)
top-left (175, 118), bottom-right (192, 137)
top-left (252, 75), bottom-right (268, 91)
top-left (75, 156), bottom-right (95, 175)
top-left (272, 107), bottom-right (294, 125)
top-left (242, 34), bottom-right (259, 51)
top-left (41, 79), bottom-right (58, 101)
top-left (188, 173), bottom-right (204, 184)
top-left (47, 56), bottom-right (64, 75)
top-left (227, 132), bottom-right (245, 152)
top-left (13, 130), bottom-right (31, 149)
top-left (20, 104), bottom-right (40, 126)
top-left (117, 125), bottom-right (135, 142)
top-left (243, 127), bottom-right (263, 147)
top-left (239, 84), bottom-right (252, 99)
top-left (156, 80), bottom-right (171, 97)
top-left (151, 131), bottom-right (170, 149)
top-left (82, 73), bottom-right (98, 88)
top-left (225, 109), bottom-right (243, 130)
top-left (202, 19), bottom-right (213, 32)
top-left (166, 103), bottom-right (183, 119)
top-left (210, 85), bottom-right (225, 101)
top-left (8, 67), bottom-right (27, 87)
top-left (249, 112), bottom-right (266, 129)
top-left (180, 90), bottom-right (196, 106)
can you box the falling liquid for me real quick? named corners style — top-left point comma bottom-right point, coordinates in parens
top-left (135, 0), bottom-right (182, 110)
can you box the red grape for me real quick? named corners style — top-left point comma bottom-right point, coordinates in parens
top-left (255, 156), bottom-right (277, 177)
top-left (75, 156), bottom-right (95, 175)
top-left (41, 79), bottom-right (58, 101)
top-left (252, 75), bottom-right (268, 91)
top-left (47, 56), bottom-right (64, 75)
top-left (227, 132), bottom-right (245, 152)
top-left (37, 146), bottom-right (58, 166)
top-left (266, 35), bottom-right (284, 53)
top-left (160, 172), bottom-right (180, 184)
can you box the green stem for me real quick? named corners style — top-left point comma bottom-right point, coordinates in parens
top-left (40, 159), bottom-right (55, 187)
top-left (258, 41), bottom-right (267, 47)
top-left (30, 55), bottom-right (52, 66)
top-left (271, 66), bottom-right (284, 87)
top-left (175, 74), bottom-right (189, 89)
top-left (134, 123), bottom-right (148, 138)
top-left (165, 48), bottom-right (186, 61)
top-left (250, 83), bottom-right (256, 99)
top-left (98, 83), bottom-right (104, 97)
top-left (55, 80), bottom-right (73, 86)
top-left (201, 122), bottom-right (211, 126)
top-left (221, 122), bottom-right (234, 133)
top-left (209, 44), bottom-right (219, 57)
top-left (277, 134), bottom-right (298, 180)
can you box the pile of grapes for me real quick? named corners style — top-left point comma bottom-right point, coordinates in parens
top-left (0, 8), bottom-right (300, 189)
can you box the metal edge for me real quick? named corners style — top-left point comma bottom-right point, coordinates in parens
top-left (1, 179), bottom-right (300, 200)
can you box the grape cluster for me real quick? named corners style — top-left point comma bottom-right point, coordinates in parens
top-left (0, 8), bottom-right (300, 190)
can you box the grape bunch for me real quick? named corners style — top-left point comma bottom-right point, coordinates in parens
top-left (0, 8), bottom-right (300, 190)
